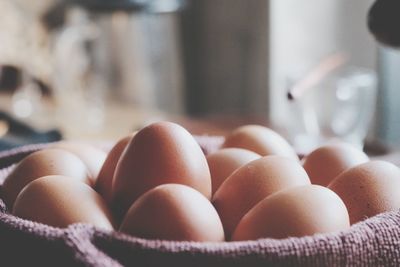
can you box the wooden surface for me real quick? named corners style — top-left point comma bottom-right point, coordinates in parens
top-left (0, 91), bottom-right (268, 141)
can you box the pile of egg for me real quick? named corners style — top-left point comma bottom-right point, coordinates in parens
top-left (2, 121), bottom-right (400, 242)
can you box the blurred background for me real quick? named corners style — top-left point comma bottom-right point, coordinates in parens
top-left (0, 0), bottom-right (398, 154)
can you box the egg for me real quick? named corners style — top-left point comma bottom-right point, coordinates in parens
top-left (328, 161), bottom-right (400, 224)
top-left (119, 184), bottom-right (224, 242)
top-left (96, 134), bottom-right (134, 203)
top-left (50, 141), bottom-right (107, 184)
top-left (13, 175), bottom-right (115, 230)
top-left (213, 156), bottom-right (310, 238)
top-left (302, 143), bottom-right (369, 186)
top-left (207, 148), bottom-right (260, 195)
top-left (232, 185), bottom-right (350, 241)
top-left (2, 149), bottom-right (90, 209)
top-left (112, 122), bottom-right (211, 217)
top-left (222, 125), bottom-right (298, 160)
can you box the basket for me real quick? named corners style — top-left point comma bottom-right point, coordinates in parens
top-left (1, 139), bottom-right (400, 267)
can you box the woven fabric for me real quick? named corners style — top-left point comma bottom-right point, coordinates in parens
top-left (1, 138), bottom-right (400, 267)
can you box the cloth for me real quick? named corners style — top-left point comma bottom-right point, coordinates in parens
top-left (1, 138), bottom-right (400, 267)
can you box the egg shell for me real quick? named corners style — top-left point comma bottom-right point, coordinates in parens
top-left (222, 125), bottom-right (298, 160)
top-left (1, 149), bottom-right (90, 209)
top-left (96, 135), bottom-right (133, 204)
top-left (213, 155), bottom-right (311, 239)
top-left (13, 175), bottom-right (115, 230)
top-left (50, 141), bottom-right (107, 184)
top-left (302, 143), bottom-right (369, 186)
top-left (328, 161), bottom-right (400, 224)
top-left (232, 185), bottom-right (350, 241)
top-left (112, 122), bottom-right (211, 217)
top-left (207, 148), bottom-right (261, 195)
top-left (119, 184), bottom-right (225, 242)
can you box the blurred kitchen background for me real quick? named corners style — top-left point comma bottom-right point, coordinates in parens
top-left (0, 0), bottom-right (398, 154)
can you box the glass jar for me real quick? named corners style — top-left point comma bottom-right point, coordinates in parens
top-left (286, 66), bottom-right (377, 155)
top-left (51, 0), bottom-right (186, 135)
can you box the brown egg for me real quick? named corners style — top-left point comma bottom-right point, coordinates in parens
top-left (213, 156), bottom-right (310, 239)
top-left (222, 125), bottom-right (298, 160)
top-left (2, 149), bottom-right (90, 209)
top-left (207, 148), bottom-right (261, 195)
top-left (302, 143), bottom-right (369, 186)
top-left (96, 134), bottom-right (134, 204)
top-left (112, 122), bottom-right (211, 217)
top-left (119, 184), bottom-right (224, 242)
top-left (328, 161), bottom-right (400, 224)
top-left (50, 141), bottom-right (107, 184)
top-left (13, 175), bottom-right (115, 230)
top-left (232, 185), bottom-right (350, 241)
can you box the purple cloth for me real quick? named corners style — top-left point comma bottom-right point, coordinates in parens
top-left (1, 139), bottom-right (400, 267)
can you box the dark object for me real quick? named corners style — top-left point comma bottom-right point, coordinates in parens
top-left (71, 0), bottom-right (186, 13)
top-left (42, 1), bottom-right (68, 31)
top-left (0, 111), bottom-right (62, 152)
top-left (2, 140), bottom-right (400, 266)
top-left (368, 0), bottom-right (400, 47)
top-left (180, 1), bottom-right (270, 117)
top-left (0, 66), bottom-right (21, 93)
top-left (0, 65), bottom-right (52, 96)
